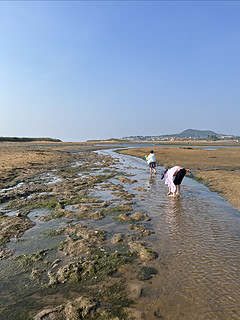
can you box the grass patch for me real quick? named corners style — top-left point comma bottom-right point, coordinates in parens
top-left (194, 176), bottom-right (205, 183)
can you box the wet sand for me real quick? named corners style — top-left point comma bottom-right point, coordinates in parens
top-left (0, 142), bottom-right (155, 319)
top-left (0, 141), bottom-right (110, 188)
top-left (119, 145), bottom-right (240, 211)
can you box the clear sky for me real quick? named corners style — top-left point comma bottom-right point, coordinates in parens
top-left (1, 1), bottom-right (239, 142)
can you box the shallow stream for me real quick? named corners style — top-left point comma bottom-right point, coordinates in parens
top-left (97, 148), bottom-right (240, 320)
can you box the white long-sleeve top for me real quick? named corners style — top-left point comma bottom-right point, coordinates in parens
top-left (147, 153), bottom-right (156, 164)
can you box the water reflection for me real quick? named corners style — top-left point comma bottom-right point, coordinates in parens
top-left (147, 174), bottom-right (157, 188)
top-left (163, 197), bottom-right (183, 234)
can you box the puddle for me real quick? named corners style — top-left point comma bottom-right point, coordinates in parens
top-left (5, 209), bottom-right (67, 256)
top-left (31, 173), bottom-right (62, 185)
top-left (0, 182), bottom-right (24, 194)
top-left (27, 191), bottom-right (55, 199)
top-left (90, 188), bottom-right (118, 202)
top-left (71, 161), bottom-right (83, 167)
top-left (5, 209), bottom-right (19, 217)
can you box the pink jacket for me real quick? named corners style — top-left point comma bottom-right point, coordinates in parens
top-left (164, 166), bottom-right (180, 193)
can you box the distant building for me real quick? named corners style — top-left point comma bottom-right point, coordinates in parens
top-left (219, 135), bottom-right (233, 139)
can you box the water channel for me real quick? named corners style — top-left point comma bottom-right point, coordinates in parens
top-left (97, 148), bottom-right (240, 320)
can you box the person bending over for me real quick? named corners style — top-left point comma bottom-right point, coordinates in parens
top-left (163, 166), bottom-right (191, 197)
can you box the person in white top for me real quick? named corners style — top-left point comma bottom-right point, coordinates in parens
top-left (146, 150), bottom-right (156, 176)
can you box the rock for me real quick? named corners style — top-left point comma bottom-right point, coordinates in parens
top-left (56, 261), bottom-right (83, 284)
top-left (51, 259), bottom-right (61, 268)
top-left (118, 203), bottom-right (133, 211)
top-left (111, 233), bottom-right (124, 244)
top-left (100, 201), bottom-right (111, 207)
top-left (0, 216), bottom-right (35, 245)
top-left (132, 187), bottom-right (146, 192)
top-left (117, 213), bottom-right (132, 222)
top-left (137, 266), bottom-right (158, 281)
top-left (0, 246), bottom-right (14, 260)
top-left (47, 271), bottom-right (57, 287)
top-left (129, 224), bottom-right (152, 237)
top-left (117, 177), bottom-right (137, 184)
top-left (30, 268), bottom-right (42, 281)
top-left (88, 210), bottom-right (105, 220)
top-left (127, 283), bottom-right (144, 298)
top-left (33, 296), bottom-right (97, 320)
top-left (124, 201), bottom-right (136, 205)
top-left (128, 242), bottom-right (158, 261)
top-left (130, 212), bottom-right (151, 221)
top-left (113, 191), bottom-right (135, 200)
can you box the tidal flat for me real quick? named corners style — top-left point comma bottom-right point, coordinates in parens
top-left (0, 142), bottom-right (155, 320)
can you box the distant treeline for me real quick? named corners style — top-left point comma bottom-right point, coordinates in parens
top-left (0, 137), bottom-right (62, 142)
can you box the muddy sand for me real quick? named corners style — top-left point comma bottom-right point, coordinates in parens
top-left (0, 142), bottom-right (155, 319)
top-left (119, 144), bottom-right (240, 211)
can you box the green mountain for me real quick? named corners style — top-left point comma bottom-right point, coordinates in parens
top-left (169, 129), bottom-right (220, 138)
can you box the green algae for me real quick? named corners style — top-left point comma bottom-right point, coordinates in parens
top-left (0, 236), bottom-right (8, 245)
top-left (5, 195), bottom-right (100, 212)
top-left (52, 247), bottom-right (129, 287)
top-left (100, 204), bottom-right (133, 217)
top-left (137, 266), bottom-right (158, 281)
top-left (84, 249), bottom-right (128, 282)
top-left (14, 250), bottom-right (48, 267)
top-left (44, 228), bottom-right (65, 236)
top-left (4, 197), bottom-right (59, 211)
top-left (0, 148), bottom-right (155, 319)
top-left (94, 281), bottom-right (131, 319)
top-left (96, 280), bottom-right (131, 306)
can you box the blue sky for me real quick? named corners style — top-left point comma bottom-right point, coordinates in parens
top-left (1, 1), bottom-right (239, 141)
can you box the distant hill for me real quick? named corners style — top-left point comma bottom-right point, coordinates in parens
top-left (166, 129), bottom-right (220, 139)
top-left (0, 137), bottom-right (62, 142)
top-left (122, 129), bottom-right (239, 141)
